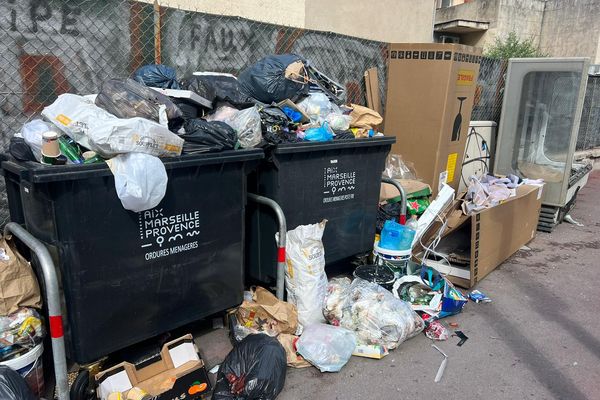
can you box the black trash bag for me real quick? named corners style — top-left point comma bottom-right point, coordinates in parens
top-left (257, 106), bottom-right (302, 147)
top-left (9, 137), bottom-right (37, 162)
top-left (333, 130), bottom-right (356, 140)
top-left (212, 334), bottom-right (286, 400)
top-left (376, 202), bottom-right (403, 234)
top-left (239, 54), bottom-right (310, 104)
top-left (181, 73), bottom-right (253, 109)
top-left (180, 119), bottom-right (237, 154)
top-left (132, 64), bottom-right (181, 89)
top-left (0, 366), bottom-right (36, 400)
top-left (95, 78), bottom-right (184, 131)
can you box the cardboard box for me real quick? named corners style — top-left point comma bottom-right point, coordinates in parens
top-left (384, 43), bottom-right (482, 197)
top-left (95, 334), bottom-right (211, 400)
top-left (419, 184), bottom-right (543, 288)
top-left (380, 179), bottom-right (431, 202)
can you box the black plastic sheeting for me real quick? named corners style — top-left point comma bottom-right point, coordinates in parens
top-left (182, 74), bottom-right (252, 108)
top-left (376, 202), bottom-right (403, 234)
top-left (0, 366), bottom-right (36, 400)
top-left (212, 334), bottom-right (286, 400)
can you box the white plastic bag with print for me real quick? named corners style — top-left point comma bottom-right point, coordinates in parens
top-left (283, 220), bottom-right (328, 329)
top-left (107, 153), bottom-right (168, 212)
top-left (42, 93), bottom-right (183, 158)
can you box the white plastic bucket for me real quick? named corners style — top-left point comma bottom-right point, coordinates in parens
top-left (0, 343), bottom-right (44, 397)
top-left (374, 241), bottom-right (411, 277)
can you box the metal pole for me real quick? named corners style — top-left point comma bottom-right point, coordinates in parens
top-left (381, 177), bottom-right (407, 224)
top-left (247, 194), bottom-right (287, 300)
top-left (4, 223), bottom-right (69, 400)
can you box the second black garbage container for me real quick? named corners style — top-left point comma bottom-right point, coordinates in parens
top-left (247, 137), bottom-right (395, 285)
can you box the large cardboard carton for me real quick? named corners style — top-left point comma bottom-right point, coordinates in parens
top-left (418, 184), bottom-right (543, 288)
top-left (95, 334), bottom-right (211, 400)
top-left (384, 43), bottom-right (482, 197)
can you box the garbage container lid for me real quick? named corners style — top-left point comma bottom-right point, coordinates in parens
top-left (272, 137), bottom-right (396, 155)
top-left (1, 149), bottom-right (263, 183)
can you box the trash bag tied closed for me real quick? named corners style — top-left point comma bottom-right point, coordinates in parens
top-left (107, 153), bottom-right (168, 212)
top-left (239, 54), bottom-right (309, 104)
top-left (212, 334), bottom-right (286, 400)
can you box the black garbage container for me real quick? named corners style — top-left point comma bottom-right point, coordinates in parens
top-left (246, 137), bottom-right (395, 285)
top-left (1, 150), bottom-right (262, 364)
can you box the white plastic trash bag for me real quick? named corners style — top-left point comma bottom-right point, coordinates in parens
top-left (42, 94), bottom-right (183, 158)
top-left (284, 220), bottom-right (328, 328)
top-left (296, 323), bottom-right (356, 372)
top-left (107, 153), bottom-right (168, 212)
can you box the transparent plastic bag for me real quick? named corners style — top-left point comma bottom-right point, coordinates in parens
top-left (322, 277), bottom-right (352, 326)
top-left (323, 278), bottom-right (424, 349)
top-left (326, 113), bottom-right (351, 131)
top-left (296, 323), bottom-right (356, 372)
top-left (226, 106), bottom-right (262, 148)
top-left (20, 119), bottom-right (59, 161)
top-left (298, 93), bottom-right (335, 124)
top-left (382, 154), bottom-right (417, 180)
top-left (107, 153), bottom-right (168, 212)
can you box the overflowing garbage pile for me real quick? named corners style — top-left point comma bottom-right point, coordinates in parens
top-left (7, 54), bottom-right (384, 214)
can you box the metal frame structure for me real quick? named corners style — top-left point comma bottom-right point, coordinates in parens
top-left (4, 222), bottom-right (69, 400)
top-left (247, 194), bottom-right (287, 300)
top-left (381, 177), bottom-right (407, 225)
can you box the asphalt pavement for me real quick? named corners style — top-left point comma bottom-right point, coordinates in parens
top-left (198, 170), bottom-right (600, 400)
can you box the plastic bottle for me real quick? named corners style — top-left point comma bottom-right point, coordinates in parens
top-left (406, 215), bottom-right (418, 231)
top-left (398, 215), bottom-right (418, 250)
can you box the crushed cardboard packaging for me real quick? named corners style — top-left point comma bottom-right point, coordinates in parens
top-left (415, 184), bottom-right (543, 288)
top-left (384, 43), bottom-right (482, 197)
top-left (349, 104), bottom-right (383, 129)
top-left (0, 236), bottom-right (42, 315)
top-left (364, 67), bottom-right (383, 120)
top-left (277, 333), bottom-right (311, 368)
top-left (234, 286), bottom-right (299, 337)
top-left (380, 179), bottom-right (432, 203)
top-left (95, 334), bottom-right (210, 400)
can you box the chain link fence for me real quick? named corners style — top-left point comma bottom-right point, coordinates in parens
top-left (576, 75), bottom-right (600, 151)
top-left (0, 0), bottom-right (510, 227)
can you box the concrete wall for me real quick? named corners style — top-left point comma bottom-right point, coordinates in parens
top-left (150, 0), bottom-right (436, 43)
top-left (540, 0), bottom-right (600, 63)
top-left (435, 0), bottom-right (545, 51)
top-left (141, 0), bottom-right (306, 28)
top-left (436, 0), bottom-right (600, 61)
top-left (304, 0), bottom-right (436, 43)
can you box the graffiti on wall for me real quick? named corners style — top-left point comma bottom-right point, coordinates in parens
top-left (161, 10), bottom-right (278, 77)
top-left (161, 10), bottom-right (386, 104)
top-left (0, 0), bottom-right (131, 129)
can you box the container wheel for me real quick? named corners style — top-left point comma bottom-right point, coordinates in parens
top-left (70, 369), bottom-right (96, 400)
